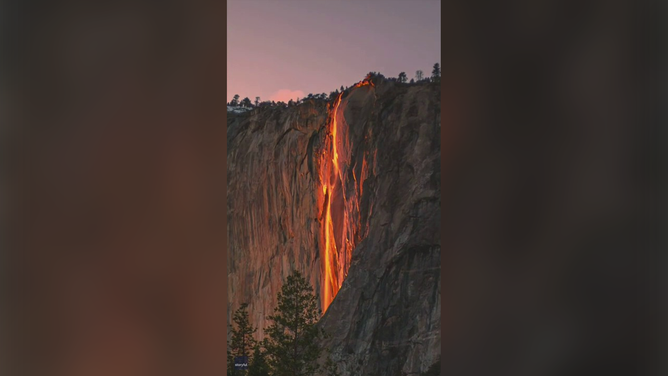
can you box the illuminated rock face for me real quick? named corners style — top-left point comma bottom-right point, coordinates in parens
top-left (227, 99), bottom-right (327, 340)
top-left (227, 77), bottom-right (440, 376)
top-left (317, 80), bottom-right (375, 313)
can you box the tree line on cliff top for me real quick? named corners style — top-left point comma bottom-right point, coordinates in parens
top-left (227, 63), bottom-right (441, 111)
top-left (228, 270), bottom-right (440, 376)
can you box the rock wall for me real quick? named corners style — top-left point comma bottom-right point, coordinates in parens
top-left (227, 77), bottom-right (441, 376)
top-left (227, 99), bottom-right (327, 339)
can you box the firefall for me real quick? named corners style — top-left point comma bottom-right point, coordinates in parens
top-left (319, 79), bottom-right (372, 313)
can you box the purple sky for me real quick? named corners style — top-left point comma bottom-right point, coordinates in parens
top-left (227, 0), bottom-right (440, 103)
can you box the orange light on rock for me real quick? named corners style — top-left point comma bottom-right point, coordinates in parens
top-left (319, 86), bottom-right (374, 314)
top-left (320, 93), bottom-right (344, 313)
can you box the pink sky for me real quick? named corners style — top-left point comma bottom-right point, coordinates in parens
top-left (227, 0), bottom-right (440, 103)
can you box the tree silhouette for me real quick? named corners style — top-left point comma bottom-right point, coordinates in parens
top-left (248, 344), bottom-right (270, 376)
top-left (264, 270), bottom-right (325, 376)
top-left (415, 70), bottom-right (424, 81)
top-left (231, 303), bottom-right (257, 356)
top-left (228, 348), bottom-right (235, 376)
top-left (398, 72), bottom-right (407, 83)
top-left (229, 303), bottom-right (257, 376)
top-left (231, 94), bottom-right (240, 107)
top-left (255, 97), bottom-right (260, 107)
top-left (431, 63), bottom-right (440, 83)
top-left (241, 97), bottom-right (252, 108)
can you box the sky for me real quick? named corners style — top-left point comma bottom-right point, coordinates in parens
top-left (227, 0), bottom-right (440, 103)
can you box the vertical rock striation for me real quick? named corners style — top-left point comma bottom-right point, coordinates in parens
top-left (227, 99), bottom-right (328, 339)
top-left (227, 77), bottom-right (440, 376)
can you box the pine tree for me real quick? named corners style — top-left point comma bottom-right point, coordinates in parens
top-left (231, 303), bottom-right (257, 357)
top-left (431, 63), bottom-right (440, 83)
top-left (231, 94), bottom-right (240, 107)
top-left (248, 344), bottom-right (271, 376)
top-left (227, 348), bottom-right (236, 376)
top-left (255, 97), bottom-right (260, 107)
top-left (241, 97), bottom-right (252, 108)
top-left (415, 70), bottom-right (424, 81)
top-left (398, 71), bottom-right (407, 83)
top-left (229, 303), bottom-right (257, 375)
top-left (264, 270), bottom-right (325, 376)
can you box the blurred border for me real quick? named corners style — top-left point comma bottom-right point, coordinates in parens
top-left (441, 0), bottom-right (667, 375)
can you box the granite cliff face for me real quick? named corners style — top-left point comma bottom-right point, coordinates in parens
top-left (227, 77), bottom-right (440, 376)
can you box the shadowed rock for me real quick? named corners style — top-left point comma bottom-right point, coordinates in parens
top-left (227, 78), bottom-right (441, 376)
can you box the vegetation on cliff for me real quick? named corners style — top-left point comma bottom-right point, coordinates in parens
top-left (228, 271), bottom-right (340, 376)
top-left (227, 75), bottom-right (441, 376)
top-left (227, 64), bottom-right (440, 111)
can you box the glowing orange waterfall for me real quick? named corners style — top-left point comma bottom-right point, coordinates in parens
top-left (321, 93), bottom-right (343, 313)
top-left (320, 79), bottom-right (374, 313)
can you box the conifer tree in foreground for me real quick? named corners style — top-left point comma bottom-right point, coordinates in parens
top-left (229, 303), bottom-right (258, 376)
top-left (248, 344), bottom-right (271, 376)
top-left (264, 270), bottom-right (326, 376)
top-left (227, 348), bottom-right (235, 376)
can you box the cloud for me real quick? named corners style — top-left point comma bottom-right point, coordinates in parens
top-left (269, 89), bottom-right (305, 103)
